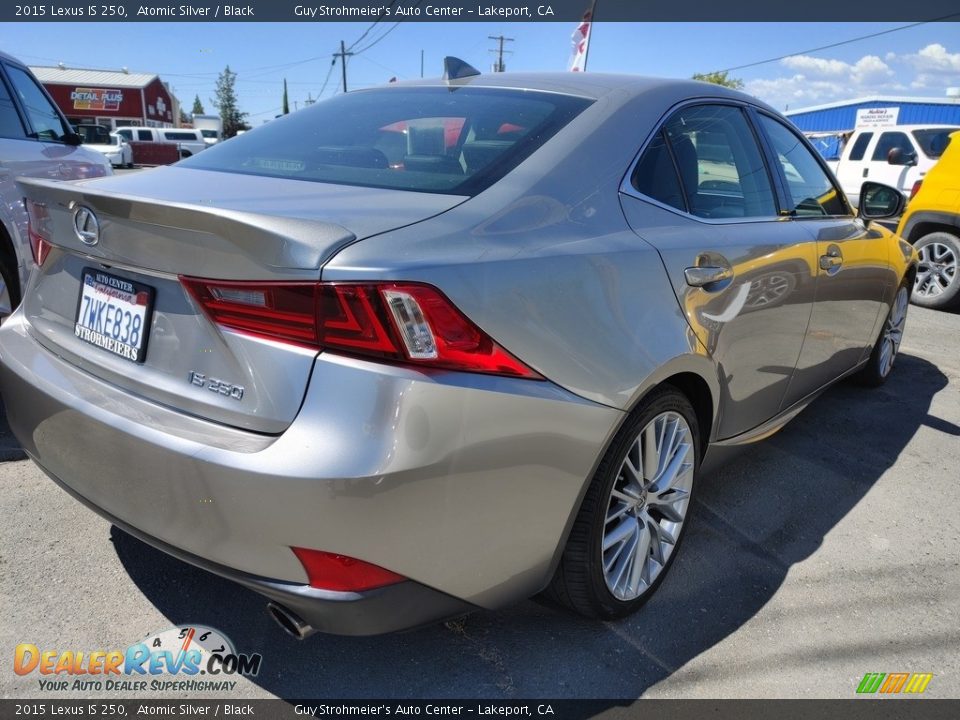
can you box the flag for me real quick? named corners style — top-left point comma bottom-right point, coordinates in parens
top-left (568, 5), bottom-right (594, 72)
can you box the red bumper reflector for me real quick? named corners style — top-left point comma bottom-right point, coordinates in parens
top-left (291, 547), bottom-right (406, 592)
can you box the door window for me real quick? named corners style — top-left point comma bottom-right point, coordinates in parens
top-left (871, 131), bottom-right (914, 161)
top-left (4, 65), bottom-right (70, 142)
top-left (137, 129), bottom-right (153, 141)
top-left (847, 132), bottom-right (873, 161)
top-left (660, 104), bottom-right (777, 219)
top-left (758, 114), bottom-right (850, 217)
top-left (0, 73), bottom-right (26, 139)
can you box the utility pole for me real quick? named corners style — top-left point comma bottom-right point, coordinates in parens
top-left (420, 49), bottom-right (424, 78)
top-left (333, 40), bottom-right (354, 93)
top-left (487, 35), bottom-right (514, 73)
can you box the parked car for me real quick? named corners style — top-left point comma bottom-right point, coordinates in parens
top-left (115, 126), bottom-right (206, 158)
top-left (0, 68), bottom-right (916, 637)
top-left (826, 124), bottom-right (960, 207)
top-left (81, 132), bottom-right (134, 169)
top-left (896, 130), bottom-right (960, 309)
top-left (0, 50), bottom-right (110, 319)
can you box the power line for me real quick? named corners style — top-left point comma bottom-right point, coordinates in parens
top-left (353, 20), bottom-right (403, 55)
top-left (347, 0), bottom-right (398, 51)
top-left (710, 14), bottom-right (960, 74)
top-left (317, 58), bottom-right (337, 98)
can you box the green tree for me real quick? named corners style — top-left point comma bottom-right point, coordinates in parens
top-left (191, 94), bottom-right (205, 115)
top-left (691, 71), bottom-right (744, 90)
top-left (212, 66), bottom-right (249, 138)
top-left (282, 78), bottom-right (289, 115)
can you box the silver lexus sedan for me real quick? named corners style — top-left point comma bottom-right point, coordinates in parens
top-left (0, 68), bottom-right (916, 637)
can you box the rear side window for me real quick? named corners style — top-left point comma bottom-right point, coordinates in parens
top-left (758, 114), bottom-right (849, 217)
top-left (163, 131), bottom-right (199, 141)
top-left (179, 87), bottom-right (592, 195)
top-left (871, 131), bottom-right (913, 161)
top-left (0, 73), bottom-right (26, 139)
top-left (656, 104), bottom-right (777, 219)
top-left (631, 130), bottom-right (686, 212)
top-left (5, 65), bottom-right (69, 142)
top-left (847, 132), bottom-right (873, 161)
top-left (912, 128), bottom-right (958, 158)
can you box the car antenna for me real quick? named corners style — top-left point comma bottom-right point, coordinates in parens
top-left (443, 56), bottom-right (481, 83)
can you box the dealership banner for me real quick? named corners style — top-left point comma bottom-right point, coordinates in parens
top-left (6, 0), bottom-right (960, 22)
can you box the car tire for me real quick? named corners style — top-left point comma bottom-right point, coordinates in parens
top-left (0, 256), bottom-right (20, 322)
top-left (546, 386), bottom-right (699, 619)
top-left (911, 232), bottom-right (960, 310)
top-left (858, 282), bottom-right (910, 387)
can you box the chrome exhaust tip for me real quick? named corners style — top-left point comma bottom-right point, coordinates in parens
top-left (266, 602), bottom-right (316, 640)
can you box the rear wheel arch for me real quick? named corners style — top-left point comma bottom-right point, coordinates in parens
top-left (902, 213), bottom-right (960, 244)
top-left (541, 365), bottom-right (716, 595)
top-left (661, 372), bottom-right (714, 461)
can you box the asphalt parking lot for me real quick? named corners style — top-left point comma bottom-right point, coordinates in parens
top-left (1, 304), bottom-right (958, 701)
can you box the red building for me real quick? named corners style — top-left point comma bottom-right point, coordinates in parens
top-left (30, 65), bottom-right (179, 130)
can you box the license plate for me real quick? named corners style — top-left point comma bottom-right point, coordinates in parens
top-left (75, 269), bottom-right (155, 363)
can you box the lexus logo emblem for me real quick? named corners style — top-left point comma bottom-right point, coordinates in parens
top-left (73, 206), bottom-right (100, 246)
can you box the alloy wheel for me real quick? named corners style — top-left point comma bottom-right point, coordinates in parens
top-left (915, 242), bottom-right (958, 298)
top-left (602, 411), bottom-right (694, 601)
top-left (878, 286), bottom-right (909, 378)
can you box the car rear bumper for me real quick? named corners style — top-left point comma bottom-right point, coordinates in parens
top-left (41, 461), bottom-right (476, 636)
top-left (0, 313), bottom-right (622, 631)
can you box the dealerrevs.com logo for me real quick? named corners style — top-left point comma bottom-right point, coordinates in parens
top-left (14, 626), bottom-right (262, 693)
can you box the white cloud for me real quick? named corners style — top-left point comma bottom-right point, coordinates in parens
top-left (900, 43), bottom-right (960, 74)
top-left (745, 44), bottom-right (952, 110)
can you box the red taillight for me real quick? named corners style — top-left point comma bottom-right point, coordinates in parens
top-left (909, 180), bottom-right (923, 200)
top-left (25, 199), bottom-right (52, 266)
top-left (291, 547), bottom-right (406, 592)
top-left (180, 277), bottom-right (542, 379)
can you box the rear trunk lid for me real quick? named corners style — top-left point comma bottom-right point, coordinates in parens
top-left (17, 168), bottom-right (465, 433)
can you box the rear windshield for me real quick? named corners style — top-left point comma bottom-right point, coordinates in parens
top-left (178, 87), bottom-right (592, 195)
top-left (912, 128), bottom-right (959, 158)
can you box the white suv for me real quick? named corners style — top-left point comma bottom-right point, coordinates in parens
top-left (0, 50), bottom-right (111, 317)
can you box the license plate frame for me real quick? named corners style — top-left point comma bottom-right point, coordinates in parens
top-left (74, 268), bottom-right (155, 364)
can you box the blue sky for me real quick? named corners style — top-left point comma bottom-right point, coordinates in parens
top-left (3, 21), bottom-right (958, 120)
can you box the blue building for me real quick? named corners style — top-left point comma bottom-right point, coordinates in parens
top-left (786, 96), bottom-right (960, 159)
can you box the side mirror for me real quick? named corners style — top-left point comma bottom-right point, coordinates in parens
top-left (859, 181), bottom-right (906, 220)
top-left (63, 132), bottom-right (83, 146)
top-left (887, 147), bottom-right (917, 166)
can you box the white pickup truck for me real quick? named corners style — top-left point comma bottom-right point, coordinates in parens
top-left (823, 125), bottom-right (959, 207)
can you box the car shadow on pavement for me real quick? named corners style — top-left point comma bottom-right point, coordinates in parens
top-left (111, 352), bottom-right (955, 699)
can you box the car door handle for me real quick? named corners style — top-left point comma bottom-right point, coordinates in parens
top-left (684, 266), bottom-right (733, 288)
top-left (862, 168), bottom-right (869, 178)
top-left (819, 245), bottom-right (843, 271)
